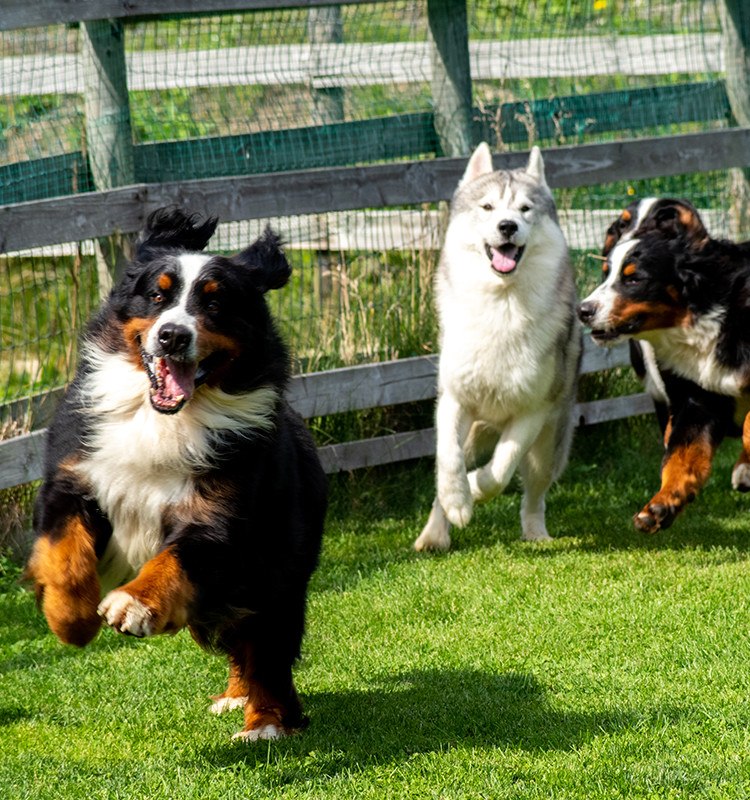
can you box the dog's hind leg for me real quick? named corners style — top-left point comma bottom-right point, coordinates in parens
top-left (518, 421), bottom-right (563, 542)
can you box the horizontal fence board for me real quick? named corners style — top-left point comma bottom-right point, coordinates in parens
top-left (0, 430), bottom-right (45, 490)
top-left (0, 0), bottom-right (382, 31)
top-left (1, 37), bottom-right (721, 95)
top-left (0, 82), bottom-right (730, 207)
top-left (310, 392), bottom-right (657, 473)
top-left (3, 129), bottom-right (750, 254)
top-left (0, 341), bottom-right (636, 490)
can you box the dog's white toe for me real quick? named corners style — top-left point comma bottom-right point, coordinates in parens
top-left (732, 462), bottom-right (750, 492)
top-left (210, 696), bottom-right (248, 715)
top-left (232, 723), bottom-right (283, 742)
top-left (98, 591), bottom-right (153, 637)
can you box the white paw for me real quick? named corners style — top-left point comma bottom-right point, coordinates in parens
top-left (413, 527), bottom-right (451, 552)
top-left (521, 525), bottom-right (552, 542)
top-left (231, 723), bottom-right (284, 742)
top-left (438, 477), bottom-right (473, 528)
top-left (210, 696), bottom-right (248, 715)
top-left (468, 467), bottom-right (501, 504)
top-left (732, 463), bottom-right (750, 492)
top-left (98, 591), bottom-right (153, 637)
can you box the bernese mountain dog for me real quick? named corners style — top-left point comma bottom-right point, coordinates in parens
top-left (579, 198), bottom-right (750, 532)
top-left (26, 207), bottom-right (327, 742)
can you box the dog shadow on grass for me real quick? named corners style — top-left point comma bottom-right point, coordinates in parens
top-left (203, 668), bottom-right (639, 774)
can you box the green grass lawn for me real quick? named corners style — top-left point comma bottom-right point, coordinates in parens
top-left (3, 420), bottom-right (750, 799)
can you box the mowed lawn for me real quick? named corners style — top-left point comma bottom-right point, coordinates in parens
top-left (3, 420), bottom-right (750, 799)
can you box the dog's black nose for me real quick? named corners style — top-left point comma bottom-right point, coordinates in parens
top-left (577, 301), bottom-right (597, 325)
top-left (158, 323), bottom-right (192, 355)
top-left (498, 220), bottom-right (518, 238)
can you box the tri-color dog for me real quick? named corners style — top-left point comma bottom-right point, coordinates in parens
top-left (579, 198), bottom-right (750, 531)
top-left (27, 207), bottom-right (327, 741)
top-left (415, 143), bottom-right (581, 551)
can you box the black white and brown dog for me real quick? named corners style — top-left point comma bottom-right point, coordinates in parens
top-left (578, 197), bottom-right (750, 532)
top-left (26, 207), bottom-right (327, 741)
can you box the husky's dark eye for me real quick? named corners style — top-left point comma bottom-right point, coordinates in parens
top-left (481, 203), bottom-right (493, 211)
top-left (519, 204), bottom-right (531, 213)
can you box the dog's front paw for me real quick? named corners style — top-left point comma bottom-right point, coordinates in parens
top-left (232, 723), bottom-right (284, 742)
top-left (633, 500), bottom-right (678, 534)
top-left (438, 473), bottom-right (473, 528)
top-left (98, 590), bottom-right (153, 637)
top-left (732, 462), bottom-right (750, 492)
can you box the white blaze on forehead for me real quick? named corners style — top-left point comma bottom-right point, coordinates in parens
top-left (631, 197), bottom-right (658, 236)
top-left (144, 252), bottom-right (211, 357)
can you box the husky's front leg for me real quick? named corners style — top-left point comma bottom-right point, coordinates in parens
top-left (433, 391), bottom-right (474, 528)
top-left (468, 408), bottom-right (549, 506)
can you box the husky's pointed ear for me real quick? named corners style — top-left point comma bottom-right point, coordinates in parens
top-left (230, 226), bottom-right (291, 293)
top-left (459, 142), bottom-right (494, 186)
top-left (137, 206), bottom-right (218, 259)
top-left (526, 146), bottom-right (546, 184)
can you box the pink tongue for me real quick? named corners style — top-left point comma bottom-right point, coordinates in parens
top-left (160, 358), bottom-right (196, 404)
top-left (490, 247), bottom-right (517, 273)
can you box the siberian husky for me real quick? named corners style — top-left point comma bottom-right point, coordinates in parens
top-left (414, 143), bottom-right (581, 551)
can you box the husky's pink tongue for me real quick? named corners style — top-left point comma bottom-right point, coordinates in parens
top-left (489, 246), bottom-right (517, 274)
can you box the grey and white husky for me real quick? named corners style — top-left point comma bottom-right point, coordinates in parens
top-left (414, 143), bottom-right (582, 551)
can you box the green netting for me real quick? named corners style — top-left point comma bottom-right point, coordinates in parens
top-left (0, 0), bottom-right (741, 416)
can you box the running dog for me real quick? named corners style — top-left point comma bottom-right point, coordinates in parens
top-left (27, 207), bottom-right (327, 741)
top-left (415, 143), bottom-right (581, 551)
top-left (579, 198), bottom-right (750, 531)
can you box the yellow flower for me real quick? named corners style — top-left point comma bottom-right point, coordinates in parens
top-left (594, 0), bottom-right (607, 9)
top-left (627, 186), bottom-right (635, 196)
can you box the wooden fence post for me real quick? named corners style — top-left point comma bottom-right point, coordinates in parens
top-left (720, 0), bottom-right (750, 238)
top-left (81, 19), bottom-right (135, 294)
top-left (427, 0), bottom-right (473, 158)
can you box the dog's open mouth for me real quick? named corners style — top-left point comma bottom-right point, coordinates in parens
top-left (485, 243), bottom-right (524, 275)
top-left (140, 347), bottom-right (228, 414)
top-left (589, 318), bottom-right (643, 345)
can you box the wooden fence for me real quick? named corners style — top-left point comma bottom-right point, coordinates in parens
top-left (1, 0), bottom-right (749, 492)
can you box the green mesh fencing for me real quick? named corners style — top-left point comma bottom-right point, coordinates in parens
top-left (0, 0), bottom-right (741, 417)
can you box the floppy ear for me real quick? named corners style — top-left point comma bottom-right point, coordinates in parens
top-left (137, 206), bottom-right (218, 258)
top-left (230, 226), bottom-right (291, 293)
top-left (653, 201), bottom-right (709, 250)
top-left (673, 246), bottom-right (712, 307)
top-left (459, 142), bottom-right (494, 187)
top-left (525, 145), bottom-right (546, 184)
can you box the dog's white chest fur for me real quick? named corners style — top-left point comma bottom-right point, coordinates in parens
top-left (72, 348), bottom-right (277, 591)
top-left (437, 235), bottom-right (569, 422)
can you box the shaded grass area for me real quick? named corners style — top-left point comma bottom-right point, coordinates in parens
top-left (3, 419), bottom-right (750, 798)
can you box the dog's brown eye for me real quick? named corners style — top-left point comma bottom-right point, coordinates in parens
top-left (206, 300), bottom-right (220, 314)
top-left (520, 205), bottom-right (531, 213)
top-left (152, 292), bottom-right (164, 304)
top-left (482, 203), bottom-right (493, 211)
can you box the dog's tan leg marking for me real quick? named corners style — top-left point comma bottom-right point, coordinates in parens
top-left (633, 435), bottom-right (715, 533)
top-left (98, 546), bottom-right (194, 637)
top-left (414, 497), bottom-right (452, 551)
top-left (26, 517), bottom-right (102, 647)
top-left (210, 655), bottom-right (250, 714)
top-left (224, 641), bottom-right (304, 742)
top-left (435, 392), bottom-right (474, 528)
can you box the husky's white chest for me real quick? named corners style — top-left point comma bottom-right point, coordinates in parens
top-left (437, 282), bottom-right (560, 419)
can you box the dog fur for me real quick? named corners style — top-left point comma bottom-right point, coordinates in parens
top-left (26, 207), bottom-right (327, 742)
top-left (414, 143), bottom-right (581, 551)
top-left (579, 198), bottom-right (750, 531)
